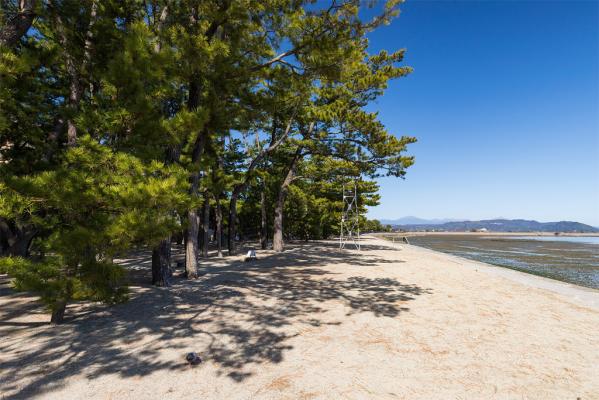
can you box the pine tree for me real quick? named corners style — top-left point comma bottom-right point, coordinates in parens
top-left (0, 1), bottom-right (191, 321)
top-left (0, 0), bottom-right (417, 323)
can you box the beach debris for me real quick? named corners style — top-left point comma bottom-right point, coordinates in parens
top-left (185, 352), bottom-right (202, 366)
top-left (244, 249), bottom-right (257, 262)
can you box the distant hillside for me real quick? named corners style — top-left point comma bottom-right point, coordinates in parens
top-left (380, 216), bottom-right (460, 225)
top-left (391, 219), bottom-right (599, 233)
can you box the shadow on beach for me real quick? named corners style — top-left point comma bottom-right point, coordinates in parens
top-left (0, 239), bottom-right (431, 399)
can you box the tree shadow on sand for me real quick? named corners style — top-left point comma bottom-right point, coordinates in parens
top-left (0, 240), bottom-right (431, 398)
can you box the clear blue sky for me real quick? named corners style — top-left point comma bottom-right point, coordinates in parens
top-left (364, 0), bottom-right (599, 226)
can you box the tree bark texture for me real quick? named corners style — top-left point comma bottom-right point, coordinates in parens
top-left (260, 187), bottom-right (267, 250)
top-left (273, 148), bottom-right (302, 252)
top-left (0, 218), bottom-right (36, 257)
top-left (227, 190), bottom-right (239, 255)
top-left (151, 238), bottom-right (171, 286)
top-left (185, 208), bottom-right (200, 279)
top-left (51, 0), bottom-right (97, 147)
top-left (50, 278), bottom-right (73, 324)
top-left (202, 192), bottom-right (210, 257)
top-left (183, 74), bottom-right (205, 277)
top-left (215, 194), bottom-right (223, 257)
top-left (50, 300), bottom-right (67, 324)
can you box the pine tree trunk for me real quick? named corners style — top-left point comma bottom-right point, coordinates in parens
top-left (83, 0), bottom-right (98, 94)
top-left (185, 209), bottom-right (200, 279)
top-left (185, 173), bottom-right (201, 279)
top-left (50, 301), bottom-right (67, 324)
top-left (202, 193), bottom-right (210, 257)
top-left (260, 189), bottom-right (267, 250)
top-left (184, 75), bottom-right (205, 277)
top-left (52, 0), bottom-right (98, 147)
top-left (53, 7), bottom-right (79, 146)
top-left (215, 194), bottom-right (223, 257)
top-left (272, 197), bottom-right (285, 252)
top-left (214, 139), bottom-right (224, 258)
top-left (151, 238), bottom-right (171, 286)
top-left (8, 233), bottom-right (34, 257)
top-left (228, 194), bottom-right (239, 255)
top-left (152, 5), bottom-right (168, 53)
top-left (171, 230), bottom-right (183, 245)
top-left (0, 219), bottom-right (36, 257)
top-left (50, 278), bottom-right (73, 324)
top-left (273, 149), bottom-right (301, 252)
top-left (224, 113), bottom-right (291, 255)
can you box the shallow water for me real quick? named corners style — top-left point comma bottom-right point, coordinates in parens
top-left (404, 235), bottom-right (599, 289)
top-left (504, 236), bottom-right (599, 245)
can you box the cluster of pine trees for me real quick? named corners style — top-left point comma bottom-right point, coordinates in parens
top-left (0, 0), bottom-right (415, 323)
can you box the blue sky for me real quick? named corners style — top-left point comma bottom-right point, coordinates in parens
top-left (364, 0), bottom-right (599, 226)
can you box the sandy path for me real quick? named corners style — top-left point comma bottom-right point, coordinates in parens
top-left (1, 237), bottom-right (598, 399)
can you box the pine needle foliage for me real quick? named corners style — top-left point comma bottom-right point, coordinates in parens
top-left (0, 0), bottom-right (415, 322)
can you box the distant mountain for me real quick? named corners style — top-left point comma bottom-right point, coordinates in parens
top-left (380, 216), bottom-right (460, 225)
top-left (389, 218), bottom-right (599, 233)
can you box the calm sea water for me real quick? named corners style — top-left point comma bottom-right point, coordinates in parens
top-left (506, 236), bottom-right (599, 245)
top-left (404, 235), bottom-right (599, 289)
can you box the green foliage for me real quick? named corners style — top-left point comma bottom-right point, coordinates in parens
top-left (0, 0), bottom-right (415, 321)
top-left (1, 135), bottom-right (189, 313)
top-left (362, 219), bottom-right (393, 233)
top-left (7, 136), bottom-right (189, 248)
top-left (0, 255), bottom-right (128, 313)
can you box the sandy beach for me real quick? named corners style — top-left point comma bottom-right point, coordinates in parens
top-left (1, 236), bottom-right (598, 399)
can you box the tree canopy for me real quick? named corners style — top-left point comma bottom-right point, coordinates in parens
top-left (0, 0), bottom-right (415, 323)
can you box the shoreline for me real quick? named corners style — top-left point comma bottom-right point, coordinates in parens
top-left (373, 232), bottom-right (599, 290)
top-left (374, 236), bottom-right (599, 310)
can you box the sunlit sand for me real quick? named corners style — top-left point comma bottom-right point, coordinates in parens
top-left (1, 237), bottom-right (597, 399)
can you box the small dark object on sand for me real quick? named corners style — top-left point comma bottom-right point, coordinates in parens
top-left (185, 352), bottom-right (202, 365)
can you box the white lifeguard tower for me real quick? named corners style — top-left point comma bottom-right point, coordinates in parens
top-left (339, 181), bottom-right (360, 250)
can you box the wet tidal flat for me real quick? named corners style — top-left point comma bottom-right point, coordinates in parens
top-left (403, 235), bottom-right (599, 289)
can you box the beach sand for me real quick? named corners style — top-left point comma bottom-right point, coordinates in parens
top-left (1, 236), bottom-right (598, 399)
